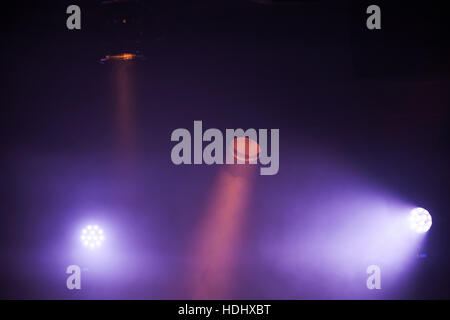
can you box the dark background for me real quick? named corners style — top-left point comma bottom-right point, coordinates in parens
top-left (1, 0), bottom-right (449, 299)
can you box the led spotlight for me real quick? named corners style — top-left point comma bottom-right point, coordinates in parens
top-left (408, 208), bottom-right (432, 233)
top-left (81, 225), bottom-right (105, 248)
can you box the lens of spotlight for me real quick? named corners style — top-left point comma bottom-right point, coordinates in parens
top-left (81, 225), bottom-right (105, 248)
top-left (408, 208), bottom-right (432, 233)
top-left (228, 137), bottom-right (260, 163)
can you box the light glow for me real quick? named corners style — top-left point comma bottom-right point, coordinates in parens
top-left (408, 207), bottom-right (432, 233)
top-left (106, 53), bottom-right (136, 61)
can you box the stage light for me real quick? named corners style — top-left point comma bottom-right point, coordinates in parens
top-left (228, 137), bottom-right (261, 163)
top-left (408, 208), bottom-right (432, 233)
top-left (100, 53), bottom-right (145, 64)
top-left (81, 225), bottom-right (105, 249)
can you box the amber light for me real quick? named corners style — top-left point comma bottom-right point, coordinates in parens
top-left (104, 53), bottom-right (136, 61)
